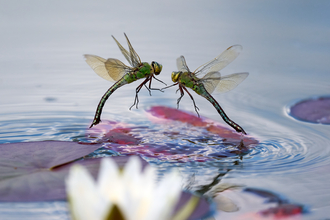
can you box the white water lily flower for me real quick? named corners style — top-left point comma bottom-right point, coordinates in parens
top-left (66, 157), bottom-right (182, 220)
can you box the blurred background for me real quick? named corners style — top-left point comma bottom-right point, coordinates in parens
top-left (0, 0), bottom-right (330, 219)
top-left (1, 0), bottom-right (329, 112)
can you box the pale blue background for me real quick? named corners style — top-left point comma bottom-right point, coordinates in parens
top-left (0, 1), bottom-right (330, 219)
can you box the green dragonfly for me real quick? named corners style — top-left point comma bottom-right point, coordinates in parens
top-left (166, 45), bottom-right (249, 134)
top-left (84, 33), bottom-right (164, 128)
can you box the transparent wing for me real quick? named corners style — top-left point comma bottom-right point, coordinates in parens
top-left (176, 56), bottom-right (190, 72)
top-left (194, 45), bottom-right (243, 77)
top-left (84, 54), bottom-right (130, 82)
top-left (202, 72), bottom-right (249, 94)
top-left (112, 35), bottom-right (132, 67)
top-left (124, 33), bottom-right (141, 68)
top-left (112, 34), bottom-right (141, 68)
top-left (200, 72), bottom-right (221, 94)
top-left (104, 58), bottom-right (132, 81)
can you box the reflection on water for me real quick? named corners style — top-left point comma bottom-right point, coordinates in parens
top-left (1, 105), bottom-right (330, 218)
top-left (1, 0), bottom-right (330, 219)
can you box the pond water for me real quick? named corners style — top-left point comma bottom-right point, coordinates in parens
top-left (1, 1), bottom-right (330, 219)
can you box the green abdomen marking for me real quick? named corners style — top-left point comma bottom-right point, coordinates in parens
top-left (90, 78), bottom-right (128, 127)
top-left (198, 84), bottom-right (246, 134)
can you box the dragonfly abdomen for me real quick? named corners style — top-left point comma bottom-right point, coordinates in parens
top-left (199, 85), bottom-right (247, 134)
top-left (90, 78), bottom-right (128, 128)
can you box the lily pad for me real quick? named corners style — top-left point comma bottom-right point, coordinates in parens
top-left (88, 106), bottom-right (258, 162)
top-left (87, 121), bottom-right (141, 145)
top-left (289, 96), bottom-right (330, 124)
top-left (0, 141), bottom-right (103, 202)
top-left (147, 106), bottom-right (257, 145)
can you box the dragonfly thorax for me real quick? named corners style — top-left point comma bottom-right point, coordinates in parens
top-left (171, 71), bottom-right (182, 82)
top-left (151, 61), bottom-right (162, 75)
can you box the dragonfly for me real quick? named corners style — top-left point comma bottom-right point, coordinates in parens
top-left (165, 45), bottom-right (249, 134)
top-left (84, 33), bottom-right (164, 128)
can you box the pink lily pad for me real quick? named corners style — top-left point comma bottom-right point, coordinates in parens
top-left (87, 121), bottom-right (140, 145)
top-left (88, 106), bottom-right (258, 162)
top-left (0, 141), bottom-right (103, 202)
top-left (146, 106), bottom-right (257, 145)
top-left (289, 96), bottom-right (330, 124)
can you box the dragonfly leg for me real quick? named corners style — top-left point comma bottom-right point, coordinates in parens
top-left (147, 77), bottom-right (163, 94)
top-left (176, 85), bottom-right (185, 109)
top-left (130, 87), bottom-right (141, 110)
top-left (160, 83), bottom-right (178, 92)
top-left (130, 77), bottom-right (150, 110)
top-left (152, 75), bottom-right (167, 86)
top-left (144, 83), bottom-right (152, 96)
top-left (182, 86), bottom-right (200, 117)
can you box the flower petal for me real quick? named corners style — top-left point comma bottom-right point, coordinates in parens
top-left (98, 158), bottom-right (122, 202)
top-left (146, 170), bottom-right (182, 220)
top-left (66, 164), bottom-right (111, 220)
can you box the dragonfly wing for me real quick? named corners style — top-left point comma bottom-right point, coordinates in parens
top-left (124, 33), bottom-right (141, 68)
top-left (200, 71), bottom-right (221, 94)
top-left (213, 72), bottom-right (249, 94)
top-left (194, 45), bottom-right (243, 77)
top-left (84, 54), bottom-right (129, 82)
top-left (84, 54), bottom-right (116, 82)
top-left (112, 35), bottom-right (134, 67)
top-left (104, 58), bottom-right (131, 81)
top-left (176, 56), bottom-right (190, 72)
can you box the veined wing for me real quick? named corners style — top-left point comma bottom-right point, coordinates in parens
top-left (112, 34), bottom-right (141, 68)
top-left (84, 54), bottom-right (131, 82)
top-left (200, 72), bottom-right (221, 94)
top-left (201, 72), bottom-right (248, 94)
top-left (124, 33), bottom-right (141, 68)
top-left (176, 56), bottom-right (190, 72)
top-left (194, 45), bottom-right (243, 78)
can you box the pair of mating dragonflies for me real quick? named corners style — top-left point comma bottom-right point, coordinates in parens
top-left (85, 34), bottom-right (249, 134)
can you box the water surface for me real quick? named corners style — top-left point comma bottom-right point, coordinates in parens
top-left (1, 1), bottom-right (330, 219)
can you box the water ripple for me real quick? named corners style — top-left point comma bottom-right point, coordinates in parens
top-left (0, 111), bottom-right (90, 143)
top-left (231, 131), bottom-right (330, 175)
top-left (1, 108), bottom-right (330, 177)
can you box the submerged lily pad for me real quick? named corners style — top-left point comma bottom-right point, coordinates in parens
top-left (87, 106), bottom-right (258, 162)
top-left (0, 141), bottom-right (103, 202)
top-left (87, 121), bottom-right (141, 145)
top-left (147, 106), bottom-right (257, 145)
top-left (289, 96), bottom-right (330, 124)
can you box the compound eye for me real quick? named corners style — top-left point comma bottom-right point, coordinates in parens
top-left (152, 61), bottom-right (162, 75)
top-left (171, 71), bottom-right (181, 82)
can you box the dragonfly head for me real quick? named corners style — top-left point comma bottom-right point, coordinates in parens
top-left (151, 61), bottom-right (162, 75)
top-left (171, 71), bottom-right (182, 82)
